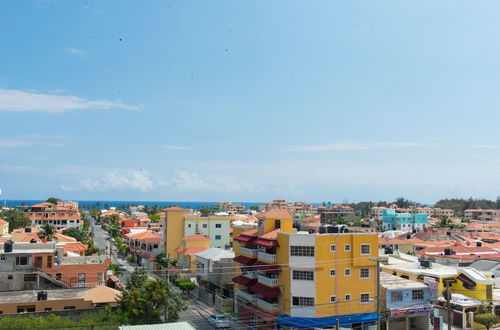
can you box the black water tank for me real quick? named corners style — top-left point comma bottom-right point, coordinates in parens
top-left (319, 225), bottom-right (329, 234)
top-left (406, 234), bottom-right (411, 239)
top-left (384, 246), bottom-right (394, 255)
top-left (447, 231), bottom-right (451, 236)
top-left (29, 238), bottom-right (37, 243)
top-left (444, 248), bottom-right (452, 255)
top-left (327, 225), bottom-right (336, 233)
top-left (37, 291), bottom-right (48, 301)
top-left (412, 229), bottom-right (417, 234)
top-left (4, 241), bottom-right (13, 253)
top-left (420, 259), bottom-right (432, 268)
top-left (477, 241), bottom-right (482, 247)
top-left (24, 227), bottom-right (31, 233)
top-left (340, 225), bottom-right (349, 233)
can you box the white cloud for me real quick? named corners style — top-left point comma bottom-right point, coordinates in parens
top-left (0, 89), bottom-right (138, 113)
top-left (69, 169), bottom-right (155, 192)
top-left (161, 145), bottom-right (192, 151)
top-left (0, 135), bottom-right (69, 148)
top-left (474, 145), bottom-right (500, 149)
top-left (67, 48), bottom-right (88, 57)
top-left (289, 142), bottom-right (435, 152)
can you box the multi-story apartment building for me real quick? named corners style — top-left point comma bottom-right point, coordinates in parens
top-left (163, 207), bottom-right (232, 259)
top-left (263, 199), bottom-right (290, 211)
top-left (214, 202), bottom-right (245, 215)
top-left (26, 202), bottom-right (81, 229)
top-left (370, 206), bottom-right (388, 220)
top-left (0, 242), bottom-right (109, 291)
top-left (319, 204), bottom-right (356, 223)
top-left (232, 209), bottom-right (378, 329)
top-left (126, 231), bottom-right (162, 270)
top-left (464, 209), bottom-right (500, 221)
top-left (431, 208), bottom-right (454, 219)
top-left (381, 209), bottom-right (428, 232)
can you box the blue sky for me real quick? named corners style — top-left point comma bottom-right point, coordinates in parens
top-left (1, 1), bottom-right (500, 203)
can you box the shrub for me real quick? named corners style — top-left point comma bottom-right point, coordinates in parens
top-left (475, 313), bottom-right (499, 330)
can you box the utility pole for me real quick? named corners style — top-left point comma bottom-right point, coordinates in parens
top-left (370, 256), bottom-right (387, 330)
top-left (446, 281), bottom-right (452, 330)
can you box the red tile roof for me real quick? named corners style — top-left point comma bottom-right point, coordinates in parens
top-left (165, 206), bottom-right (185, 211)
top-left (257, 209), bottom-right (293, 219)
top-left (260, 229), bottom-right (280, 240)
top-left (183, 234), bottom-right (209, 241)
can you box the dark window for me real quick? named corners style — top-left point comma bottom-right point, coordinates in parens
top-left (292, 296), bottom-right (314, 306)
top-left (292, 270), bottom-right (314, 281)
top-left (203, 224), bottom-right (207, 228)
top-left (215, 223), bottom-right (222, 228)
top-left (391, 291), bottom-right (403, 302)
top-left (47, 256), bottom-right (52, 268)
top-left (35, 256), bottom-right (42, 268)
top-left (290, 246), bottom-right (314, 257)
top-left (63, 306), bottom-right (76, 310)
top-left (7, 275), bottom-right (13, 280)
top-left (16, 256), bottom-right (28, 266)
top-left (275, 220), bottom-right (281, 229)
top-left (412, 289), bottom-right (424, 300)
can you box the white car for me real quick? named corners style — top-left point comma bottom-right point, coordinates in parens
top-left (207, 314), bottom-right (231, 328)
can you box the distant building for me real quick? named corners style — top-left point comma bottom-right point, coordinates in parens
top-left (431, 208), bottom-right (454, 219)
top-left (319, 204), bottom-right (356, 223)
top-left (214, 202), bottom-right (245, 215)
top-left (464, 209), bottom-right (500, 221)
top-left (0, 219), bottom-right (8, 236)
top-left (263, 199), bottom-right (290, 211)
top-left (381, 209), bottom-right (428, 232)
top-left (26, 201), bottom-right (81, 229)
top-left (176, 235), bottom-right (211, 272)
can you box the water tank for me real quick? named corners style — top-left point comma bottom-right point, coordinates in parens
top-left (406, 234), bottom-right (411, 239)
top-left (384, 246), bottom-right (393, 255)
top-left (24, 227), bottom-right (32, 233)
top-left (327, 225), bottom-right (336, 233)
top-left (340, 225), bottom-right (349, 233)
top-left (419, 259), bottom-right (432, 268)
top-left (29, 238), bottom-right (37, 243)
top-left (444, 248), bottom-right (452, 255)
top-left (319, 225), bottom-right (332, 234)
top-left (446, 231), bottom-right (451, 236)
top-left (412, 229), bottom-right (417, 234)
top-left (477, 241), bottom-right (482, 247)
top-left (37, 291), bottom-right (48, 301)
top-left (4, 241), bottom-right (13, 253)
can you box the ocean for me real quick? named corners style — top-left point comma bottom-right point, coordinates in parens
top-left (2, 200), bottom-right (265, 210)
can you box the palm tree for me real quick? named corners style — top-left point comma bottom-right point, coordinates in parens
top-left (39, 223), bottom-right (56, 241)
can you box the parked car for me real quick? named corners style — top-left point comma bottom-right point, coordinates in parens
top-left (207, 314), bottom-right (231, 328)
top-left (119, 264), bottom-right (127, 271)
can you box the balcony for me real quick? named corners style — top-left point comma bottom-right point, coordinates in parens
top-left (235, 289), bottom-right (256, 302)
top-left (258, 251), bottom-right (277, 263)
top-left (240, 247), bottom-right (258, 257)
top-left (256, 298), bottom-right (280, 313)
top-left (242, 271), bottom-right (258, 279)
top-left (258, 274), bottom-right (279, 287)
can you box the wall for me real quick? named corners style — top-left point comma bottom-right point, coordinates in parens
top-left (165, 209), bottom-right (186, 258)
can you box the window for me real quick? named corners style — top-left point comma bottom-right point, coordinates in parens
top-left (290, 246), bottom-right (315, 257)
top-left (344, 294), bottom-right (351, 302)
top-left (292, 270), bottom-right (314, 281)
top-left (16, 256), bottom-right (28, 266)
top-left (7, 275), bottom-right (13, 280)
top-left (391, 291), bottom-right (403, 302)
top-left (292, 296), bottom-right (314, 306)
top-left (203, 224), bottom-right (207, 228)
top-left (329, 244), bottom-right (336, 252)
top-left (215, 223), bottom-right (222, 228)
top-left (344, 244), bottom-right (351, 252)
top-left (188, 224), bottom-right (191, 228)
top-left (215, 235), bottom-right (221, 240)
top-left (412, 289), bottom-right (424, 300)
top-left (153, 244), bottom-right (158, 249)
top-left (360, 244), bottom-right (371, 255)
top-left (330, 296), bottom-right (336, 303)
top-left (63, 306), bottom-right (76, 310)
top-left (0, 256), bottom-right (5, 261)
top-left (360, 293), bottom-right (370, 304)
top-left (360, 268), bottom-right (370, 279)
top-left (344, 268), bottom-right (351, 277)
top-left (329, 269), bottom-right (336, 277)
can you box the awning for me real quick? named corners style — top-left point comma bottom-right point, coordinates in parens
top-left (232, 275), bottom-right (257, 287)
top-left (253, 261), bottom-right (281, 273)
top-left (234, 255), bottom-right (257, 265)
top-left (457, 273), bottom-right (476, 289)
top-left (234, 235), bottom-right (257, 243)
top-left (251, 283), bottom-right (281, 298)
top-left (254, 238), bottom-right (278, 247)
top-left (276, 313), bottom-right (378, 328)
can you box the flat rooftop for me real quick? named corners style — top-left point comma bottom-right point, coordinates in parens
top-left (380, 272), bottom-right (428, 289)
top-left (0, 288), bottom-right (87, 304)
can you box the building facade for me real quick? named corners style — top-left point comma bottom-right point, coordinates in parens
top-left (381, 209), bottom-right (428, 232)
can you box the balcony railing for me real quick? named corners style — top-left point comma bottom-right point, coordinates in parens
top-left (257, 274), bottom-right (279, 287)
top-left (235, 289), bottom-right (256, 302)
top-left (242, 271), bottom-right (258, 279)
top-left (256, 298), bottom-right (280, 312)
top-left (240, 247), bottom-right (258, 257)
top-left (258, 251), bottom-right (277, 263)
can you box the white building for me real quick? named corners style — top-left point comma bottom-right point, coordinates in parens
top-left (184, 216), bottom-right (231, 249)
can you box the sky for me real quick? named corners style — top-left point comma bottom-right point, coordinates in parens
top-left (1, 1), bottom-right (500, 203)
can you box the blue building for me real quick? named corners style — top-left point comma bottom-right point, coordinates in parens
top-left (380, 272), bottom-right (433, 330)
top-left (381, 208), bottom-right (428, 232)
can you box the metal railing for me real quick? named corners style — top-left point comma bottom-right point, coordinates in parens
top-left (235, 289), bottom-right (256, 302)
top-left (258, 251), bottom-right (277, 262)
top-left (257, 274), bottom-right (279, 287)
top-left (240, 247), bottom-right (257, 257)
top-left (256, 298), bottom-right (280, 312)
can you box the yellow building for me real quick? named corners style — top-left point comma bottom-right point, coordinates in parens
top-left (381, 257), bottom-right (494, 301)
top-left (175, 235), bottom-right (211, 272)
top-left (163, 207), bottom-right (232, 259)
top-left (233, 209), bottom-right (378, 329)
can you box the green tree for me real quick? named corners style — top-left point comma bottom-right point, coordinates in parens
top-left (90, 208), bottom-right (102, 219)
top-left (200, 207), bottom-right (211, 217)
top-left (155, 252), bottom-right (170, 269)
top-left (149, 214), bottom-right (161, 221)
top-left (127, 267), bottom-right (149, 289)
top-left (108, 263), bottom-right (124, 276)
top-left (45, 197), bottom-right (61, 204)
top-left (62, 227), bottom-right (87, 242)
top-left (38, 223), bottom-right (56, 241)
top-left (475, 313), bottom-right (499, 330)
top-left (249, 205), bottom-right (260, 211)
top-left (0, 208), bottom-right (30, 230)
top-left (119, 268), bottom-right (186, 324)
